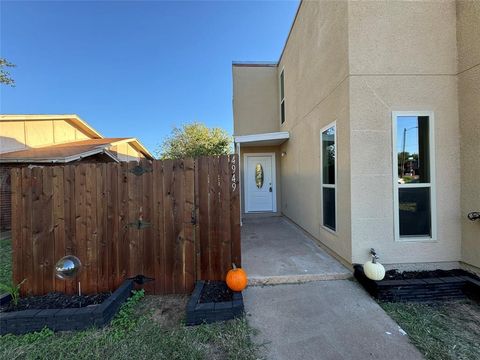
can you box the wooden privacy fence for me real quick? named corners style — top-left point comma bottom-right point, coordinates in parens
top-left (10, 155), bottom-right (240, 295)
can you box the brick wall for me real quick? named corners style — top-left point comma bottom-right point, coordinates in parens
top-left (0, 166), bottom-right (12, 231)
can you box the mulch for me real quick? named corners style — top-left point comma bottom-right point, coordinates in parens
top-left (385, 269), bottom-right (479, 281)
top-left (199, 281), bottom-right (233, 303)
top-left (0, 292), bottom-right (111, 312)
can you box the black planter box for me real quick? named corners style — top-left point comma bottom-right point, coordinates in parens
top-left (0, 280), bottom-right (134, 335)
top-left (354, 265), bottom-right (480, 302)
top-left (186, 281), bottom-right (244, 326)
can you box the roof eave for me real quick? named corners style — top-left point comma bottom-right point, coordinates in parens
top-left (234, 131), bottom-right (290, 145)
top-left (126, 139), bottom-right (155, 160)
top-left (232, 61), bottom-right (278, 67)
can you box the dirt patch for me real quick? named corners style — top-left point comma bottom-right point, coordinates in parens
top-left (0, 292), bottom-right (111, 312)
top-left (444, 301), bottom-right (480, 335)
top-left (199, 281), bottom-right (234, 303)
top-left (137, 295), bottom-right (188, 328)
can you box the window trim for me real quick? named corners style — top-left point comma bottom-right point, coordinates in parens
top-left (320, 121), bottom-right (337, 234)
top-left (279, 67), bottom-right (286, 126)
top-left (391, 111), bottom-right (437, 242)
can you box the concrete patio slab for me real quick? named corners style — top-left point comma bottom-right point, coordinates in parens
top-left (244, 280), bottom-right (424, 360)
top-left (242, 216), bottom-right (351, 284)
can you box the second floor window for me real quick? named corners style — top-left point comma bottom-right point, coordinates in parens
top-left (280, 69), bottom-right (285, 124)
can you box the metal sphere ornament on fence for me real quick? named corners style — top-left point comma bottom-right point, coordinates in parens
top-left (55, 255), bottom-right (82, 280)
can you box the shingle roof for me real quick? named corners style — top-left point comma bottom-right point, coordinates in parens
top-left (0, 138), bottom-right (131, 163)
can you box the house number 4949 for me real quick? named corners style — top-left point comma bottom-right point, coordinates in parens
top-left (231, 155), bottom-right (237, 192)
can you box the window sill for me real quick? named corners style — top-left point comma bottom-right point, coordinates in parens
top-left (395, 236), bottom-right (437, 243)
top-left (321, 225), bottom-right (337, 236)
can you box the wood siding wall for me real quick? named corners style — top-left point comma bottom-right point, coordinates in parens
top-left (10, 156), bottom-right (240, 295)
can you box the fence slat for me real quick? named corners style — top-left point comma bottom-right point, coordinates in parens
top-left (163, 159), bottom-right (174, 293)
top-left (106, 163), bottom-right (119, 291)
top-left (230, 155), bottom-right (241, 267)
top-left (197, 157), bottom-right (210, 280)
top-left (42, 167), bottom-right (55, 294)
top-left (64, 166), bottom-right (77, 294)
top-left (172, 160), bottom-right (184, 292)
top-left (21, 168), bottom-right (33, 295)
top-left (118, 162), bottom-right (129, 284)
top-left (11, 168), bottom-right (22, 286)
top-left (96, 164), bottom-right (108, 292)
top-left (153, 160), bottom-right (165, 294)
top-left (142, 159), bottom-right (155, 294)
top-left (53, 167), bottom-right (66, 293)
top-left (219, 156), bottom-right (232, 278)
top-left (209, 156), bottom-right (221, 279)
top-left (194, 159), bottom-right (201, 281)
top-left (75, 164), bottom-right (87, 295)
top-left (184, 159), bottom-right (195, 292)
top-left (31, 167), bottom-right (44, 294)
top-left (11, 156), bottom-right (240, 295)
top-left (85, 164), bottom-right (98, 294)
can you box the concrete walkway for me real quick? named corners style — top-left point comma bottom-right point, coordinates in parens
top-left (242, 216), bottom-right (350, 285)
top-left (244, 280), bottom-right (423, 360)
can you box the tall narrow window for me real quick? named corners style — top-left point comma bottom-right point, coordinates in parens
top-left (393, 112), bottom-right (436, 240)
top-left (280, 69), bottom-right (286, 124)
top-left (321, 123), bottom-right (336, 231)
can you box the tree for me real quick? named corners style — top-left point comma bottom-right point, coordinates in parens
top-left (0, 58), bottom-right (15, 86)
top-left (157, 122), bottom-right (232, 159)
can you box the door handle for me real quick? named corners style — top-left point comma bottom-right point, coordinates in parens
top-left (269, 186), bottom-right (272, 192)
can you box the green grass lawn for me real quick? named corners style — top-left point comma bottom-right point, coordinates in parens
top-left (0, 290), bottom-right (261, 360)
top-left (380, 300), bottom-right (480, 360)
top-left (0, 235), bottom-right (260, 359)
top-left (0, 235), bottom-right (12, 286)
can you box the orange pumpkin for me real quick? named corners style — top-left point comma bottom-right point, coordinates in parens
top-left (226, 263), bottom-right (248, 292)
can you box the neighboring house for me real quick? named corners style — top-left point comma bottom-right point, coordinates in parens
top-left (232, 1), bottom-right (480, 272)
top-left (0, 114), bottom-right (154, 230)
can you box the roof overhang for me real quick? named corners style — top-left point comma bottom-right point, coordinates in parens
top-left (234, 132), bottom-right (289, 147)
top-left (232, 61), bottom-right (278, 67)
top-left (0, 148), bottom-right (119, 164)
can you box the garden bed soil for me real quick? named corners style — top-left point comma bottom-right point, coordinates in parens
top-left (0, 292), bottom-right (111, 313)
top-left (354, 265), bottom-right (480, 302)
top-left (186, 281), bottom-right (244, 326)
top-left (199, 281), bottom-right (233, 303)
top-left (384, 269), bottom-right (480, 281)
top-left (0, 280), bottom-right (134, 335)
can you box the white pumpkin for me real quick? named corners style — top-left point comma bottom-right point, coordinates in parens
top-left (364, 260), bottom-right (385, 281)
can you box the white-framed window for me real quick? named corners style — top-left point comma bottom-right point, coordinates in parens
top-left (321, 122), bottom-right (337, 232)
top-left (392, 111), bottom-right (436, 241)
top-left (279, 68), bottom-right (286, 124)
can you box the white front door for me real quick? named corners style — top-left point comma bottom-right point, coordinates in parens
top-left (245, 154), bottom-right (275, 212)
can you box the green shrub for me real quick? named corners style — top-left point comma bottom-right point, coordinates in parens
top-left (0, 278), bottom-right (26, 306)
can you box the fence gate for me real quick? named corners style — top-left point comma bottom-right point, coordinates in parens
top-left (10, 155), bottom-right (240, 295)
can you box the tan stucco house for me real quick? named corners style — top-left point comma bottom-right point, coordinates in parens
top-left (232, 1), bottom-right (480, 272)
top-left (0, 114), bottom-right (154, 230)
